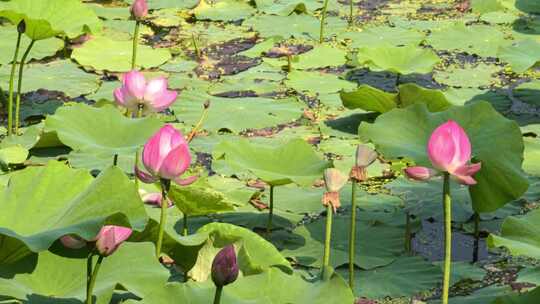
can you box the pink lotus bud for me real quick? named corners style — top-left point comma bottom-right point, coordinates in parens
top-left (60, 235), bottom-right (87, 249)
top-left (113, 70), bottom-right (177, 115)
top-left (404, 166), bottom-right (438, 181)
top-left (131, 0), bottom-right (148, 19)
top-left (427, 120), bottom-right (481, 185)
top-left (355, 145), bottom-right (377, 168)
top-left (95, 225), bottom-right (132, 257)
top-left (211, 245), bottom-right (239, 287)
top-left (139, 189), bottom-right (173, 207)
top-left (137, 124), bottom-right (198, 186)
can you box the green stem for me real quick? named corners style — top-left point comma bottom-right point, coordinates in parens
top-left (213, 285), bottom-right (223, 304)
top-left (86, 255), bottom-right (104, 304)
top-left (349, 0), bottom-right (354, 25)
top-left (319, 0), bottom-right (330, 43)
top-left (113, 154), bottom-right (118, 166)
top-left (473, 212), bottom-right (480, 263)
top-left (7, 32), bottom-right (22, 136)
top-left (14, 40), bottom-right (35, 135)
top-left (86, 252), bottom-right (93, 298)
top-left (134, 105), bottom-right (143, 189)
top-left (404, 211), bottom-right (411, 254)
top-left (182, 213), bottom-right (188, 236)
top-left (192, 33), bottom-right (201, 60)
top-left (322, 204), bottom-right (333, 279)
top-left (131, 21), bottom-right (140, 70)
top-left (266, 185), bottom-right (275, 236)
top-left (156, 179), bottom-right (170, 258)
top-left (442, 172), bottom-right (452, 304)
top-left (348, 180), bottom-right (357, 290)
top-left (286, 55), bottom-right (292, 72)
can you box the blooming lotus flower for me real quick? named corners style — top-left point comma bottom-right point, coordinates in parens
top-left (113, 70), bottom-right (177, 115)
top-left (211, 245), bottom-right (239, 287)
top-left (322, 168), bottom-right (348, 212)
top-left (404, 120), bottom-right (481, 185)
top-left (131, 0), bottom-right (148, 19)
top-left (59, 225), bottom-right (132, 256)
top-left (136, 124), bottom-right (197, 186)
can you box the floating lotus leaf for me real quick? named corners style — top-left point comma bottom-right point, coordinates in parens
top-left (243, 14), bottom-right (320, 39)
top-left (293, 45), bottom-right (347, 69)
top-left (494, 287), bottom-right (540, 304)
top-left (0, 242), bottom-right (168, 303)
top-left (72, 35), bottom-right (171, 72)
top-left (0, 60), bottom-right (100, 97)
top-left (0, 0), bottom-right (101, 40)
top-left (168, 178), bottom-right (235, 217)
top-left (193, 0), bottom-right (255, 21)
top-left (339, 26), bottom-right (425, 48)
top-left (0, 161), bottom-right (147, 252)
top-left (356, 45), bottom-right (440, 75)
top-left (434, 63), bottom-right (500, 88)
top-left (498, 39), bottom-right (540, 73)
top-left (360, 102), bottom-right (528, 213)
top-left (212, 138), bottom-right (330, 186)
top-left (488, 208), bottom-right (540, 259)
top-left (285, 70), bottom-right (356, 95)
top-left (0, 27), bottom-right (64, 64)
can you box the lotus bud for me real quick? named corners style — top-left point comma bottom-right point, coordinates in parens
top-left (17, 20), bottom-right (26, 34)
top-left (131, 0), bottom-right (148, 19)
top-left (139, 189), bottom-right (173, 207)
top-left (404, 166), bottom-right (438, 181)
top-left (322, 168), bottom-right (348, 212)
top-left (350, 145), bottom-right (377, 182)
top-left (95, 225), bottom-right (132, 257)
top-left (211, 245), bottom-right (239, 287)
top-left (427, 120), bottom-right (481, 185)
top-left (60, 235), bottom-right (87, 249)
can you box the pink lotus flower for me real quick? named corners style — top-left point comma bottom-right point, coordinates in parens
top-left (113, 70), bottom-right (177, 115)
top-left (59, 225), bottom-right (132, 256)
top-left (131, 0), bottom-right (148, 19)
top-left (136, 124), bottom-right (197, 186)
top-left (404, 120), bottom-right (481, 185)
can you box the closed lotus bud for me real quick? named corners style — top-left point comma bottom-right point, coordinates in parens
top-left (322, 168), bottom-right (348, 212)
top-left (95, 225), bottom-right (132, 257)
top-left (404, 166), bottom-right (438, 181)
top-left (211, 245), bottom-right (239, 287)
top-left (17, 20), bottom-right (26, 34)
top-left (131, 0), bottom-right (148, 19)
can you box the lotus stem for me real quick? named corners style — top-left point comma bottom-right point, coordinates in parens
top-left (348, 180), bottom-right (357, 289)
top-left (404, 211), bottom-right (412, 254)
top-left (349, 0), bottom-right (354, 25)
top-left (472, 212), bottom-right (480, 263)
top-left (86, 255), bottom-right (104, 304)
top-left (192, 33), bottom-right (201, 60)
top-left (156, 179), bottom-right (171, 258)
top-left (14, 39), bottom-right (35, 135)
top-left (113, 154), bottom-right (118, 166)
top-left (7, 31), bottom-right (22, 136)
top-left (213, 285), bottom-right (223, 304)
top-left (319, 0), bottom-right (330, 43)
top-left (286, 54), bottom-right (292, 72)
top-left (187, 100), bottom-right (210, 143)
top-left (134, 105), bottom-right (144, 189)
top-left (86, 252), bottom-right (93, 298)
top-left (441, 172), bottom-right (452, 304)
top-left (266, 185), bottom-right (275, 236)
top-left (131, 21), bottom-right (140, 69)
top-left (322, 203), bottom-right (333, 280)
top-left (182, 213), bottom-right (188, 236)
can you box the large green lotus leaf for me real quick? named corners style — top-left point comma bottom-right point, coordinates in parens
top-left (0, 27), bottom-right (64, 64)
top-left (0, 0), bottom-right (101, 40)
top-left (0, 242), bottom-right (168, 303)
top-left (340, 83), bottom-right (452, 113)
top-left (426, 23), bottom-right (508, 57)
top-left (126, 268), bottom-right (353, 304)
top-left (285, 70), bottom-right (356, 95)
top-left (72, 35), bottom-right (171, 72)
top-left (429, 285), bottom-right (515, 304)
top-left (514, 81), bottom-right (540, 107)
top-left (523, 137), bottom-right (540, 176)
top-left (88, 3), bottom-right (131, 20)
top-left (172, 90), bottom-right (303, 133)
top-left (498, 39), bottom-right (540, 73)
top-left (44, 103), bottom-right (162, 168)
top-left (0, 145), bottom-right (28, 168)
top-left (130, 0), bottom-right (199, 9)
top-left (434, 63), bottom-right (500, 88)
top-left (360, 102), bottom-right (528, 213)
top-left (207, 176), bottom-right (257, 207)
top-left (189, 222), bottom-right (292, 282)
top-left (212, 138), bottom-right (330, 186)
top-left (512, 0), bottom-right (540, 13)
top-left (516, 266), bottom-right (540, 285)
top-left (281, 215), bottom-right (403, 269)
top-left (254, 0), bottom-right (313, 15)
top-left (208, 63), bottom-right (285, 96)
top-left (243, 14), bottom-right (320, 39)
top-left (340, 256), bottom-right (442, 299)
top-left (293, 45), bottom-right (347, 69)
top-left (168, 178), bottom-right (235, 216)
top-left (385, 177), bottom-right (474, 222)
top-left (339, 26), bottom-right (425, 48)
top-left (488, 208), bottom-right (540, 259)
top-left (0, 60), bottom-right (100, 97)
top-left (193, 0), bottom-right (255, 21)
top-left (494, 287), bottom-right (540, 304)
top-left (0, 161), bottom-right (147, 252)
top-left (356, 45), bottom-right (440, 75)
